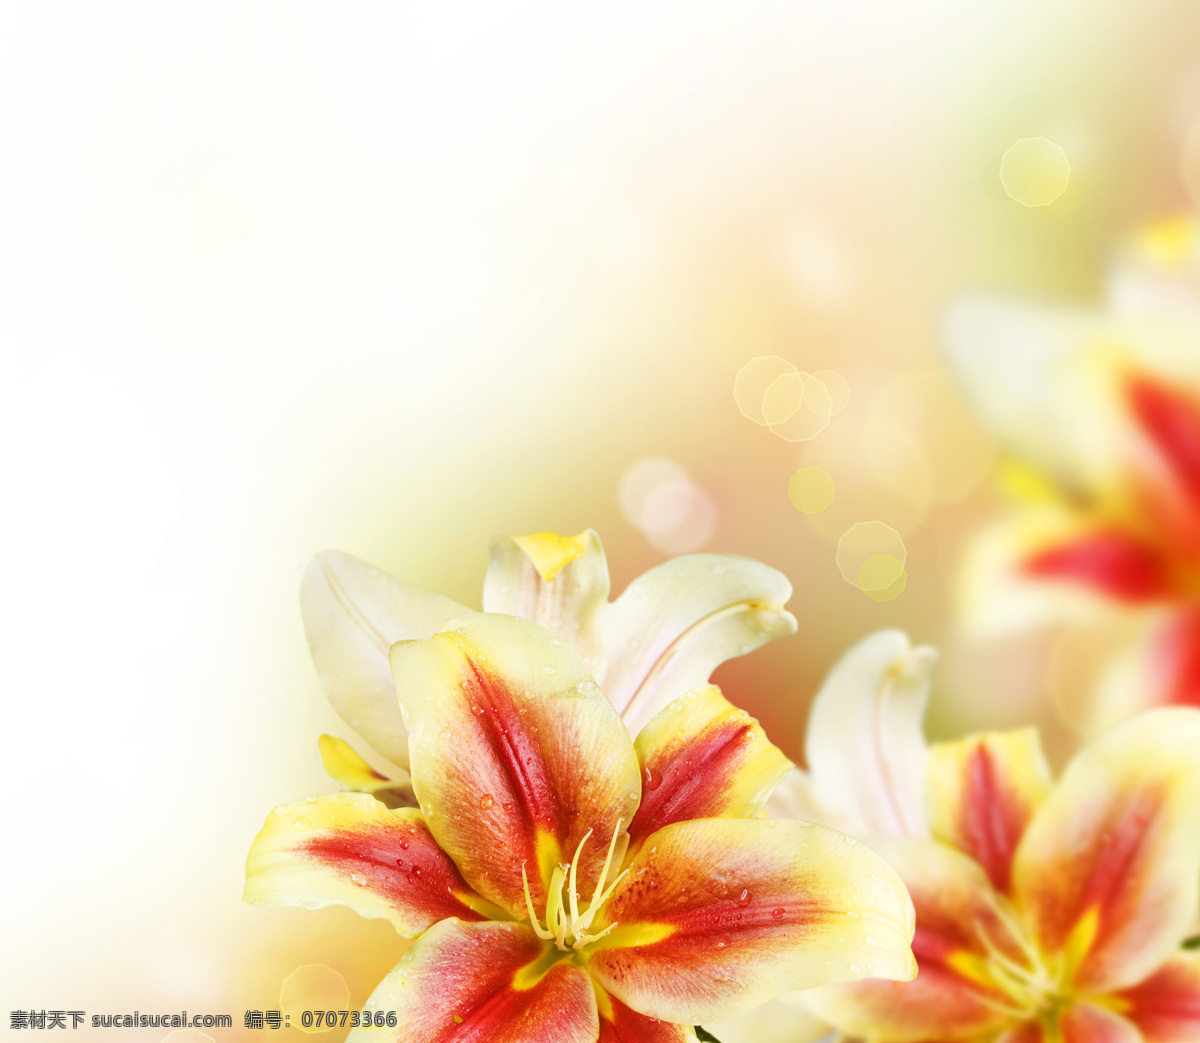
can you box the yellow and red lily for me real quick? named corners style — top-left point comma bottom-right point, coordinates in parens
top-left (943, 226), bottom-right (1200, 731)
top-left (802, 705), bottom-right (1200, 1042)
top-left (301, 530), bottom-right (797, 799)
top-left (245, 613), bottom-right (917, 1042)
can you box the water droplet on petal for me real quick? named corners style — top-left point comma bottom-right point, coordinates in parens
top-left (643, 766), bottom-right (663, 791)
top-left (542, 666), bottom-right (556, 675)
top-left (771, 907), bottom-right (785, 919)
top-left (849, 963), bottom-right (863, 975)
top-left (350, 872), bottom-right (368, 886)
top-left (737, 889), bottom-right (751, 906)
top-left (412, 865), bottom-right (423, 878)
top-left (479, 793), bottom-right (495, 811)
top-left (471, 705), bottom-right (485, 716)
top-left (291, 816), bottom-right (312, 831)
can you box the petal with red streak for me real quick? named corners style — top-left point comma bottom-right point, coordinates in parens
top-left (586, 819), bottom-right (916, 1025)
top-left (926, 728), bottom-right (1052, 892)
top-left (347, 919), bottom-right (597, 1043)
top-left (627, 684), bottom-right (791, 848)
top-left (1153, 608), bottom-right (1200, 711)
top-left (1116, 952), bottom-right (1200, 1043)
top-left (1058, 1003), bottom-right (1142, 1043)
top-left (1023, 528), bottom-right (1171, 603)
top-left (1012, 707), bottom-right (1200, 992)
top-left (390, 613), bottom-right (642, 919)
top-left (805, 838), bottom-right (1014, 1043)
top-left (300, 551), bottom-right (471, 769)
top-left (1127, 375), bottom-right (1200, 518)
top-left (243, 794), bottom-right (498, 936)
top-left (596, 990), bottom-right (696, 1043)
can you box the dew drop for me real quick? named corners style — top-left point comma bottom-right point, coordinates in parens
top-left (503, 802), bottom-right (515, 813)
top-left (291, 816), bottom-right (312, 832)
top-left (479, 793), bottom-right (495, 811)
top-left (349, 872), bottom-right (368, 886)
top-left (771, 907), bottom-right (785, 919)
top-left (471, 705), bottom-right (485, 716)
top-left (715, 936), bottom-right (731, 949)
top-left (737, 889), bottom-right (751, 906)
top-left (412, 865), bottom-right (423, 878)
top-left (843, 835), bottom-right (857, 844)
top-left (847, 911), bottom-right (860, 919)
top-left (400, 838), bottom-right (410, 849)
top-left (865, 935), bottom-right (877, 946)
top-left (542, 666), bottom-right (557, 675)
top-left (849, 963), bottom-right (863, 975)
top-left (643, 766), bottom-right (663, 791)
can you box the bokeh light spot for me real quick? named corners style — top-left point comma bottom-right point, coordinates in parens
top-left (281, 964), bottom-right (351, 1035)
top-left (734, 355), bottom-right (797, 425)
top-left (861, 555), bottom-right (908, 602)
top-left (768, 372), bottom-right (832, 442)
top-left (812, 369), bottom-right (850, 415)
top-left (837, 521), bottom-right (907, 599)
top-left (618, 457), bottom-right (717, 553)
top-left (859, 553), bottom-right (905, 591)
top-left (788, 467), bottom-right (836, 514)
top-left (999, 137), bottom-right (1070, 207)
top-left (762, 371), bottom-right (805, 425)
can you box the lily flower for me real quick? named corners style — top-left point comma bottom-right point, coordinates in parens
top-left (245, 613), bottom-right (917, 1042)
top-left (301, 530), bottom-right (797, 797)
top-left (803, 706), bottom-right (1200, 1043)
top-left (943, 234), bottom-right (1200, 730)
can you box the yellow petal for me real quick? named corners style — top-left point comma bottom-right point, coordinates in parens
top-left (805, 838), bottom-right (1014, 1043)
top-left (701, 997), bottom-right (831, 1043)
top-left (627, 684), bottom-right (792, 851)
top-left (390, 613), bottom-right (642, 920)
top-left (769, 630), bottom-right (934, 837)
top-left (317, 734), bottom-right (412, 799)
top-left (300, 551), bottom-right (471, 769)
top-left (1012, 707), bottom-right (1200, 992)
top-left (347, 919), bottom-right (598, 1043)
top-left (586, 819), bottom-right (916, 1025)
top-left (926, 728), bottom-right (1052, 892)
top-left (243, 793), bottom-right (502, 937)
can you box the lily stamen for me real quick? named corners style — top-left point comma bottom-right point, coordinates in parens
top-left (521, 818), bottom-right (630, 952)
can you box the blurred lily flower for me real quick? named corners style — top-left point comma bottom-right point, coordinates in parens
top-left (301, 530), bottom-right (797, 799)
top-left (943, 235), bottom-right (1200, 731)
top-left (767, 629), bottom-right (937, 838)
top-left (245, 613), bottom-right (917, 1043)
top-left (805, 706), bottom-right (1200, 1043)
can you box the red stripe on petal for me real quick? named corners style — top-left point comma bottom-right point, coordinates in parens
top-left (1025, 530), bottom-right (1170, 602)
top-left (301, 816), bottom-right (488, 926)
top-left (1155, 609), bottom-right (1200, 710)
top-left (1128, 377), bottom-right (1200, 509)
top-left (598, 993), bottom-right (694, 1043)
top-left (1117, 954), bottom-right (1200, 1043)
top-left (378, 920), bottom-right (599, 1043)
top-left (630, 720), bottom-right (752, 838)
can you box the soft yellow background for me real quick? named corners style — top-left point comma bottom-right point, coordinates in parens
top-left (3, 2), bottom-right (1199, 1038)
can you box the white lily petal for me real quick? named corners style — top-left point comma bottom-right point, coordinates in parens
top-left (768, 630), bottom-right (934, 837)
top-left (480, 530), bottom-right (609, 673)
top-left (595, 553), bottom-right (797, 733)
top-left (299, 550), bottom-right (471, 768)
